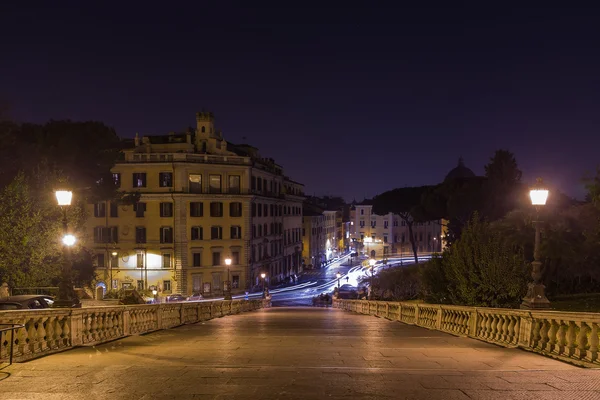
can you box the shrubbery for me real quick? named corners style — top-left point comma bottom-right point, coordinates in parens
top-left (421, 215), bottom-right (528, 308)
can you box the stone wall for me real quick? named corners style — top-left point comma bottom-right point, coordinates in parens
top-left (334, 299), bottom-right (600, 368)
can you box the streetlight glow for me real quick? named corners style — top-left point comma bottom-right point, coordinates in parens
top-left (369, 259), bottom-right (376, 267)
top-left (111, 251), bottom-right (118, 256)
top-left (364, 237), bottom-right (373, 243)
top-left (529, 178), bottom-right (549, 206)
top-left (336, 272), bottom-right (341, 279)
top-left (225, 258), bottom-right (232, 266)
top-left (261, 273), bottom-right (266, 279)
top-left (55, 190), bottom-right (73, 206)
top-left (62, 234), bottom-right (76, 246)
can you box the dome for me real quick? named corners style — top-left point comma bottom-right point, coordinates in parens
top-left (444, 157), bottom-right (475, 181)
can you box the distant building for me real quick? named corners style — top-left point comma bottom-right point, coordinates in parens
top-left (86, 112), bottom-right (303, 297)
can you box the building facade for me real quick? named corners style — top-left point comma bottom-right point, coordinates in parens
top-left (87, 112), bottom-right (303, 297)
top-left (349, 204), bottom-right (446, 259)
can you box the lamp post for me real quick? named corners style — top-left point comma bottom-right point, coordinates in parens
top-left (54, 190), bottom-right (80, 308)
top-left (260, 272), bottom-right (266, 298)
top-left (336, 271), bottom-right (341, 289)
top-left (521, 178), bottom-right (551, 309)
top-left (224, 258), bottom-right (232, 300)
top-left (111, 251), bottom-right (118, 291)
top-left (368, 258), bottom-right (376, 300)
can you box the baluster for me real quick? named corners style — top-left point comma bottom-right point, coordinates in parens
top-left (45, 317), bottom-right (56, 349)
top-left (500, 315), bottom-right (509, 342)
top-left (37, 317), bottom-right (48, 352)
top-left (575, 322), bottom-right (589, 359)
top-left (546, 319), bottom-right (558, 352)
top-left (564, 321), bottom-right (577, 356)
top-left (507, 317), bottom-right (515, 344)
top-left (585, 323), bottom-right (598, 363)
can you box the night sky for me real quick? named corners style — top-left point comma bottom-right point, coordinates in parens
top-left (2, 4), bottom-right (599, 200)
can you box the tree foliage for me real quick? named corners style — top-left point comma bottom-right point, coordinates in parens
top-left (421, 214), bottom-right (528, 308)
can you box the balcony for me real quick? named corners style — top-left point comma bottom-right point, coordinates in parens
top-left (123, 152), bottom-right (252, 166)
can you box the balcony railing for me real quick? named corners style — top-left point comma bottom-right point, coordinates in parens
top-left (124, 153), bottom-right (252, 166)
top-left (333, 299), bottom-right (600, 368)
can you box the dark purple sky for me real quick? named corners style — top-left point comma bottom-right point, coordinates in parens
top-left (2, 4), bottom-right (599, 200)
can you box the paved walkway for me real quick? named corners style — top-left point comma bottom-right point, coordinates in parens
top-left (1, 307), bottom-right (599, 400)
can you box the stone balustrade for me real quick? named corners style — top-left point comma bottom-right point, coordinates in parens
top-left (333, 299), bottom-right (600, 367)
top-left (0, 299), bottom-right (269, 363)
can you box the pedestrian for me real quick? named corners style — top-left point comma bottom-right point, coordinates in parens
top-left (345, 276), bottom-right (349, 283)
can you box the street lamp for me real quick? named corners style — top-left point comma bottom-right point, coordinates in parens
top-left (521, 178), bottom-right (551, 309)
top-left (336, 271), bottom-right (341, 289)
top-left (54, 190), bottom-right (80, 308)
top-left (260, 272), bottom-right (267, 298)
top-left (368, 258), bottom-right (376, 300)
top-left (224, 257), bottom-right (232, 300)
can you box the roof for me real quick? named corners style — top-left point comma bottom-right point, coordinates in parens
top-left (445, 157), bottom-right (476, 181)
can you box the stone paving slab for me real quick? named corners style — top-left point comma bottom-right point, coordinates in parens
top-left (1, 307), bottom-right (599, 399)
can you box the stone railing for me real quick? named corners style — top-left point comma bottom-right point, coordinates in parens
top-left (0, 299), bottom-right (269, 363)
top-left (334, 299), bottom-right (600, 368)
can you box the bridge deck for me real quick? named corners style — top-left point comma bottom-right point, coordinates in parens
top-left (1, 307), bottom-right (597, 400)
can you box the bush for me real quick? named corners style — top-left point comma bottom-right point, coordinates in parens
top-left (364, 265), bottom-right (422, 301)
top-left (420, 215), bottom-right (528, 308)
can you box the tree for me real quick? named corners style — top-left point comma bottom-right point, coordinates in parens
top-left (584, 166), bottom-right (600, 207)
top-left (373, 186), bottom-right (429, 263)
top-left (484, 149), bottom-right (522, 184)
top-left (441, 214), bottom-right (528, 307)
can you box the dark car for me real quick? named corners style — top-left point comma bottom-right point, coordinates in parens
top-left (166, 294), bottom-right (186, 302)
top-left (0, 295), bottom-right (55, 310)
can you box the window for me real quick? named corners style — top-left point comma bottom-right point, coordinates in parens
top-left (371, 221), bottom-right (376, 228)
top-left (135, 202), bottom-right (146, 217)
top-left (252, 224), bottom-right (256, 238)
top-left (133, 173), bottom-right (146, 188)
top-left (160, 227), bottom-right (173, 243)
top-left (94, 202), bottom-right (106, 218)
top-left (359, 221), bottom-right (365, 228)
top-left (232, 275), bottom-right (240, 289)
top-left (160, 202), bottom-right (173, 217)
top-left (383, 236), bottom-right (388, 243)
top-left (163, 280), bottom-right (171, 292)
top-left (191, 226), bottom-right (203, 240)
top-left (212, 251), bottom-right (221, 266)
top-left (189, 174), bottom-right (202, 193)
top-left (229, 202), bottom-right (242, 217)
top-left (159, 172), bottom-right (173, 187)
top-left (401, 234), bottom-right (405, 243)
top-left (360, 209), bottom-right (364, 215)
top-left (192, 275), bottom-right (202, 292)
top-left (163, 254), bottom-right (171, 268)
top-left (263, 204), bottom-right (268, 216)
top-left (135, 227), bottom-right (146, 244)
top-left (192, 252), bottom-right (202, 267)
top-left (209, 175), bottom-right (222, 194)
top-left (96, 253), bottom-right (105, 268)
top-left (384, 221), bottom-right (388, 228)
top-left (94, 227), bottom-right (118, 243)
top-left (229, 175), bottom-right (241, 194)
top-left (257, 203), bottom-right (262, 217)
top-left (212, 273), bottom-right (222, 291)
top-left (232, 251), bottom-right (240, 265)
top-left (230, 226), bottom-right (241, 239)
top-left (112, 173), bottom-right (121, 188)
top-left (251, 176), bottom-right (256, 191)
top-left (257, 178), bottom-right (262, 191)
top-left (210, 202), bottom-right (223, 217)
top-left (110, 201), bottom-right (118, 218)
top-left (137, 280), bottom-right (144, 290)
top-left (211, 226), bottom-right (222, 239)
top-left (258, 225), bottom-right (262, 236)
top-left (190, 202), bottom-right (203, 217)
top-left (252, 203), bottom-right (256, 217)
top-left (137, 254), bottom-right (144, 268)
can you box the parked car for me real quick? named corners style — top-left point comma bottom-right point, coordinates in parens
top-left (166, 294), bottom-right (186, 302)
top-left (0, 295), bottom-right (55, 310)
top-left (186, 293), bottom-right (204, 301)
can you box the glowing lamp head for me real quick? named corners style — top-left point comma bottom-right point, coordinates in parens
top-left (225, 258), bottom-right (232, 266)
top-left (152, 289), bottom-right (158, 295)
top-left (530, 178), bottom-right (549, 206)
top-left (260, 273), bottom-right (266, 279)
top-left (336, 272), bottom-right (341, 279)
top-left (364, 237), bottom-right (372, 243)
top-left (111, 251), bottom-right (118, 256)
top-left (55, 190), bottom-right (73, 206)
top-left (369, 259), bottom-right (376, 267)
top-left (62, 234), bottom-right (76, 246)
